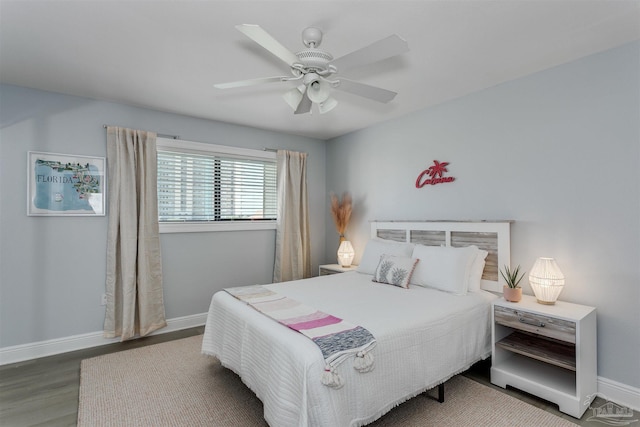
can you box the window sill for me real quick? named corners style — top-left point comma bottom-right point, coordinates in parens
top-left (159, 221), bottom-right (276, 233)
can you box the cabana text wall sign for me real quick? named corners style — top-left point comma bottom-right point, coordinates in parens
top-left (415, 160), bottom-right (456, 188)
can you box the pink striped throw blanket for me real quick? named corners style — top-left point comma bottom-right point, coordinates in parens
top-left (225, 285), bottom-right (377, 389)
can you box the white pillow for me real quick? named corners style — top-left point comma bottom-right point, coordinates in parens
top-left (467, 249), bottom-right (488, 292)
top-left (410, 245), bottom-right (480, 295)
top-left (357, 238), bottom-right (415, 275)
top-left (372, 255), bottom-right (419, 289)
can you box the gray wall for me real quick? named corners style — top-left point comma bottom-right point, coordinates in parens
top-left (325, 42), bottom-right (640, 388)
top-left (0, 84), bottom-right (326, 347)
top-left (1, 41), bottom-right (638, 391)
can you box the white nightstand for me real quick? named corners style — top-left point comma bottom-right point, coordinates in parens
top-left (319, 264), bottom-right (358, 276)
top-left (491, 295), bottom-right (597, 418)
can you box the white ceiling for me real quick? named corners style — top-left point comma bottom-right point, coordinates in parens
top-left (1, 1), bottom-right (639, 140)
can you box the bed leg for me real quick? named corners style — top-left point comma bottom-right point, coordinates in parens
top-left (438, 383), bottom-right (444, 403)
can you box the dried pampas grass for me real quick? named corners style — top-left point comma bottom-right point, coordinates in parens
top-left (330, 192), bottom-right (352, 237)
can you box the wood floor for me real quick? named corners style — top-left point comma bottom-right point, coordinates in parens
top-left (0, 327), bottom-right (634, 426)
top-left (0, 327), bottom-right (205, 427)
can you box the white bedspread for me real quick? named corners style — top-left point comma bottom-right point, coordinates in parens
top-left (202, 271), bottom-right (497, 427)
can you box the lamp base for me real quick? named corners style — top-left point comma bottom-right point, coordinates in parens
top-left (536, 299), bottom-right (556, 305)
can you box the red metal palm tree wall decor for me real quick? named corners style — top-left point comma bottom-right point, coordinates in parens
top-left (415, 160), bottom-right (456, 188)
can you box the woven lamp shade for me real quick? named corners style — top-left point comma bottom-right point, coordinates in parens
top-left (337, 240), bottom-right (355, 267)
top-left (529, 257), bottom-right (565, 305)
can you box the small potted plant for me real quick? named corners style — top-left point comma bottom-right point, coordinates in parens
top-left (501, 264), bottom-right (525, 302)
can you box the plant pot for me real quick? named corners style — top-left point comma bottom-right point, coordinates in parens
top-left (503, 286), bottom-right (522, 302)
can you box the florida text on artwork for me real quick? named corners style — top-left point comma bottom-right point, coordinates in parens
top-left (33, 159), bottom-right (101, 211)
top-left (415, 160), bottom-right (455, 188)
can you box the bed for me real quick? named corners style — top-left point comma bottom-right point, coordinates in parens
top-left (202, 220), bottom-right (511, 427)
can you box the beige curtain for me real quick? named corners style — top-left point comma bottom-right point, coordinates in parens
top-left (104, 126), bottom-right (166, 340)
top-left (273, 150), bottom-right (311, 282)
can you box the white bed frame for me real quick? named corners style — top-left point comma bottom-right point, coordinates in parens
top-left (370, 220), bottom-right (512, 293)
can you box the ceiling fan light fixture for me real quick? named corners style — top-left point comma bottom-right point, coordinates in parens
top-left (283, 85), bottom-right (305, 111)
top-left (307, 79), bottom-right (332, 103)
top-left (303, 72), bottom-right (320, 86)
top-left (318, 97), bottom-right (338, 114)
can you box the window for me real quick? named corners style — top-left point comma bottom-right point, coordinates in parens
top-left (156, 138), bottom-right (277, 233)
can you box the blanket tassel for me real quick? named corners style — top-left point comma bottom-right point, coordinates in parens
top-left (321, 366), bottom-right (344, 389)
top-left (353, 351), bottom-right (374, 373)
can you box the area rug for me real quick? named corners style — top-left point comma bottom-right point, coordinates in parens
top-left (78, 335), bottom-right (577, 426)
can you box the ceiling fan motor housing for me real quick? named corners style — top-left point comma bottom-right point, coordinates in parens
top-left (295, 49), bottom-right (334, 73)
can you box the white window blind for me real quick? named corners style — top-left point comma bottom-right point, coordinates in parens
top-left (156, 138), bottom-right (276, 232)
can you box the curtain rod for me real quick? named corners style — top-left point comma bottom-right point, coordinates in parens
top-left (263, 148), bottom-right (309, 156)
top-left (103, 125), bottom-right (179, 140)
top-left (103, 126), bottom-right (306, 155)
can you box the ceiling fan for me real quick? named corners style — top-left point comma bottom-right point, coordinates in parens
top-left (214, 25), bottom-right (409, 115)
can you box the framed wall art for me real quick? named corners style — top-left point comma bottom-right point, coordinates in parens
top-left (27, 151), bottom-right (106, 216)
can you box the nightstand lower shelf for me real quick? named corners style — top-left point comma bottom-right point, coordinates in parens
top-left (491, 353), bottom-right (576, 397)
top-left (496, 331), bottom-right (576, 371)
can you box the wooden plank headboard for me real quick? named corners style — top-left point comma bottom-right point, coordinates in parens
top-left (370, 220), bottom-right (512, 293)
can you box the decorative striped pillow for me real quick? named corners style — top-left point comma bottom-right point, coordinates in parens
top-left (372, 255), bottom-right (419, 289)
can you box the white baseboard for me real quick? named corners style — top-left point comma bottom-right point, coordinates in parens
top-left (598, 376), bottom-right (640, 412)
top-left (0, 312), bottom-right (207, 366)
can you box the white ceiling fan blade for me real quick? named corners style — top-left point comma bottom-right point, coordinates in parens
top-left (329, 34), bottom-right (409, 72)
top-left (295, 92), bottom-right (313, 114)
top-left (236, 24), bottom-right (300, 66)
top-left (335, 78), bottom-right (397, 103)
top-left (214, 76), bottom-right (288, 89)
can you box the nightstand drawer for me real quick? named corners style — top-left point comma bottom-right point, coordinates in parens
top-left (494, 306), bottom-right (576, 343)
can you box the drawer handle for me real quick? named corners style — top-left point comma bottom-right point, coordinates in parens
top-left (519, 317), bottom-right (545, 328)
